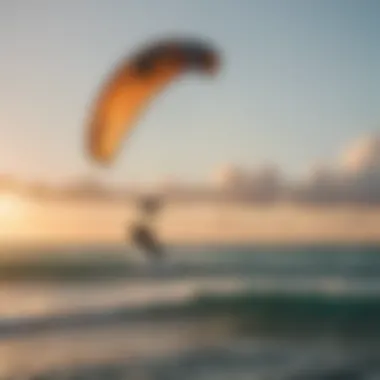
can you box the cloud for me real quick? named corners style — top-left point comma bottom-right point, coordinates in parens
top-left (205, 134), bottom-right (380, 205)
top-left (339, 135), bottom-right (380, 173)
top-left (3, 134), bottom-right (380, 207)
top-left (290, 134), bottom-right (380, 205)
top-left (211, 164), bottom-right (248, 189)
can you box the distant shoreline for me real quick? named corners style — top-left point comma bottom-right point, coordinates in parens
top-left (1, 200), bottom-right (380, 247)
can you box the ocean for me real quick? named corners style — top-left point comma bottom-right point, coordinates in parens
top-left (0, 243), bottom-right (379, 379)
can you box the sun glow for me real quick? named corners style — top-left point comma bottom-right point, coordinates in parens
top-left (0, 192), bottom-right (30, 221)
top-left (0, 192), bottom-right (35, 243)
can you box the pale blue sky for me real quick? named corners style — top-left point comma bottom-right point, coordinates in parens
top-left (0, 0), bottom-right (380, 184)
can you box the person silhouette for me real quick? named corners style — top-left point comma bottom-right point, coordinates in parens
top-left (128, 195), bottom-right (164, 261)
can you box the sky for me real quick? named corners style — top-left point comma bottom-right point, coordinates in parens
top-left (1, 0), bottom-right (380, 185)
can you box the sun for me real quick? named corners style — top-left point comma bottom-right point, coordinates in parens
top-left (0, 193), bottom-right (29, 220)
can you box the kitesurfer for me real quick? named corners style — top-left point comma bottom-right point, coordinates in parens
top-left (128, 195), bottom-right (165, 261)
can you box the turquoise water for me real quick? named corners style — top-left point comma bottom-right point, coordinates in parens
top-left (0, 244), bottom-right (380, 379)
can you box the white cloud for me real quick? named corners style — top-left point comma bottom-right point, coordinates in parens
top-left (339, 134), bottom-right (380, 173)
top-left (293, 134), bottom-right (380, 204)
top-left (208, 135), bottom-right (380, 205)
top-left (210, 164), bottom-right (248, 189)
top-left (5, 134), bottom-right (380, 206)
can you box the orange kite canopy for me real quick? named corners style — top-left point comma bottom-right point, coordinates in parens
top-left (87, 37), bottom-right (221, 165)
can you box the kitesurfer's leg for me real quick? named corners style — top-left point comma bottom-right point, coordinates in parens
top-left (129, 223), bottom-right (164, 261)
